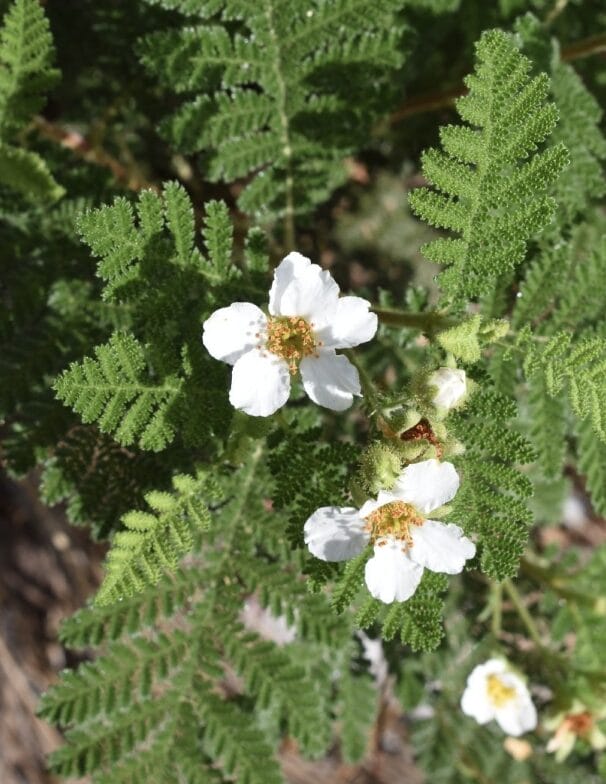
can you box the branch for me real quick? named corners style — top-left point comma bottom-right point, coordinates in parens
top-left (389, 33), bottom-right (606, 126)
top-left (32, 116), bottom-right (159, 193)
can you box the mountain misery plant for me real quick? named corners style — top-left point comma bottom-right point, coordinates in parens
top-left (1, 0), bottom-right (606, 781)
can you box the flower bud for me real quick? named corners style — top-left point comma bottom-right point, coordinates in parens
top-left (429, 367), bottom-right (467, 411)
top-left (358, 443), bottom-right (401, 494)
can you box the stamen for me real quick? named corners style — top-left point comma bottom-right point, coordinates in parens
top-left (265, 316), bottom-right (317, 374)
top-left (364, 501), bottom-right (424, 549)
top-left (486, 674), bottom-right (516, 708)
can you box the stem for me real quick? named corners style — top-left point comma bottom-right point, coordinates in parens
top-left (343, 349), bottom-right (380, 411)
top-left (520, 555), bottom-right (596, 606)
top-left (503, 578), bottom-right (544, 650)
top-left (388, 33), bottom-right (606, 126)
top-left (372, 306), bottom-right (458, 332)
top-left (491, 581), bottom-right (502, 638)
top-left (544, 0), bottom-right (570, 25)
top-left (265, 0), bottom-right (296, 251)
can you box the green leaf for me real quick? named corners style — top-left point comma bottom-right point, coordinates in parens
top-left (409, 28), bottom-right (568, 302)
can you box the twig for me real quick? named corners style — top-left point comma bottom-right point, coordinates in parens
top-left (502, 578), bottom-right (545, 650)
top-left (372, 306), bottom-right (457, 333)
top-left (389, 33), bottom-right (606, 126)
top-left (33, 116), bottom-right (159, 193)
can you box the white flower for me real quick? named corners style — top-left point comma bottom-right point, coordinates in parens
top-left (202, 252), bottom-right (378, 416)
top-left (303, 459), bottom-right (475, 604)
top-left (430, 367), bottom-right (467, 411)
top-left (461, 659), bottom-right (537, 737)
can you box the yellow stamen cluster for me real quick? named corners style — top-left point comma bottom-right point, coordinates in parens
top-left (364, 501), bottom-right (424, 549)
top-left (486, 674), bottom-right (517, 708)
top-left (264, 316), bottom-right (319, 374)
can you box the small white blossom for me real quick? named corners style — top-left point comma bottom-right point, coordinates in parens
top-left (429, 367), bottom-right (467, 411)
top-left (202, 252), bottom-right (377, 416)
top-left (304, 459), bottom-right (475, 604)
top-left (461, 659), bottom-right (537, 737)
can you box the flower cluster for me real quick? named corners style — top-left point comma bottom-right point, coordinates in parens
top-left (204, 251), bottom-right (473, 605)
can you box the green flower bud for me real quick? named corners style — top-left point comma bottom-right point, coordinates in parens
top-left (358, 442), bottom-right (401, 494)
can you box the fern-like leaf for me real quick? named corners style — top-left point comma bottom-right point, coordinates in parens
top-left (409, 28), bottom-right (568, 302)
top-left (138, 0), bottom-right (404, 217)
top-left (54, 332), bottom-right (182, 452)
top-left (95, 471), bottom-right (219, 605)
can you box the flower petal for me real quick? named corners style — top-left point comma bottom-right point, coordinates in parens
top-left (268, 252), bottom-right (312, 316)
top-left (304, 507), bottom-right (369, 562)
top-left (358, 490), bottom-right (398, 518)
top-left (229, 349), bottom-right (290, 416)
top-left (316, 296), bottom-right (378, 349)
top-left (202, 303), bottom-right (267, 365)
top-left (461, 681), bottom-right (496, 725)
top-left (430, 367), bottom-right (467, 410)
top-left (276, 265), bottom-right (340, 328)
top-left (496, 697), bottom-right (537, 736)
top-left (364, 540), bottom-right (424, 604)
top-left (300, 350), bottom-right (360, 411)
top-left (391, 459), bottom-right (460, 515)
top-left (409, 520), bottom-right (475, 574)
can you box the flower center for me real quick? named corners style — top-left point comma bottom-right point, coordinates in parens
top-left (364, 501), bottom-right (424, 548)
top-left (486, 674), bottom-right (517, 708)
top-left (264, 316), bottom-right (318, 374)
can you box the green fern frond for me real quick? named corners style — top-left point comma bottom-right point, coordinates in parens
top-left (194, 684), bottom-right (284, 784)
top-left (449, 388), bottom-right (535, 579)
top-left (95, 470), bottom-right (220, 605)
top-left (521, 329), bottom-right (606, 443)
top-left (0, 144), bottom-right (64, 201)
top-left (576, 416), bottom-right (606, 517)
top-left (409, 28), bottom-right (568, 302)
top-left (0, 0), bottom-right (59, 136)
top-left (0, 0), bottom-right (63, 201)
top-left (138, 0), bottom-right (405, 217)
top-left (526, 373), bottom-right (567, 480)
top-left (54, 332), bottom-right (183, 451)
top-left (219, 623), bottom-right (331, 756)
top-left (338, 668), bottom-right (378, 763)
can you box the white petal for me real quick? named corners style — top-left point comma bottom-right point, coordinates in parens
top-left (496, 697), bottom-right (537, 736)
top-left (358, 490), bottom-right (399, 518)
top-left (300, 350), bottom-right (360, 411)
top-left (364, 540), bottom-right (424, 604)
top-left (391, 459), bottom-right (460, 515)
top-left (317, 296), bottom-right (378, 349)
top-left (202, 303), bottom-right (267, 365)
top-left (409, 520), bottom-right (475, 574)
top-left (229, 349), bottom-right (290, 417)
top-left (268, 252), bottom-right (312, 316)
top-left (304, 507), bottom-right (369, 562)
top-left (430, 367), bottom-right (467, 410)
top-left (461, 681), bottom-right (496, 725)
top-left (276, 265), bottom-right (340, 328)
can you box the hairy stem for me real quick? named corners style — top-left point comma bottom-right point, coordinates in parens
top-left (490, 581), bottom-right (502, 638)
top-left (503, 578), bottom-right (544, 649)
top-left (343, 349), bottom-right (380, 412)
top-left (372, 307), bottom-right (457, 332)
top-left (265, 0), bottom-right (296, 251)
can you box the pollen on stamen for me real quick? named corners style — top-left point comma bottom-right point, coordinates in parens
top-left (364, 501), bottom-right (424, 548)
top-left (265, 315), bottom-right (317, 374)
